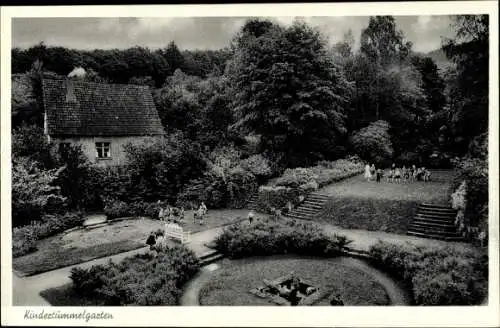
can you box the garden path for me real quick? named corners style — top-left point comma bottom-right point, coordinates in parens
top-left (12, 214), bottom-right (474, 306)
top-left (12, 227), bottom-right (224, 306)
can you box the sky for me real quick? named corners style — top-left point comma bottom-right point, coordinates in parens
top-left (12, 16), bottom-right (454, 53)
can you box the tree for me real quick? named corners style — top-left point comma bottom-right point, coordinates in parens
top-left (228, 19), bottom-right (353, 167)
top-left (412, 56), bottom-right (446, 113)
top-left (350, 120), bottom-right (393, 166)
top-left (162, 41), bottom-right (185, 75)
top-left (443, 15), bottom-right (489, 154)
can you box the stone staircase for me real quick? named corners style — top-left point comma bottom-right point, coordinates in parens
top-left (199, 249), bottom-right (224, 266)
top-left (285, 193), bottom-right (330, 220)
top-left (407, 203), bottom-right (462, 241)
top-left (246, 193), bottom-right (259, 210)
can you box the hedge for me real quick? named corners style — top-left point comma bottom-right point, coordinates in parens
top-left (69, 244), bottom-right (200, 305)
top-left (369, 241), bottom-right (488, 305)
top-left (13, 212), bottom-right (84, 258)
top-left (214, 218), bottom-right (352, 258)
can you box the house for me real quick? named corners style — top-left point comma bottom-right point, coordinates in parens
top-left (42, 78), bottom-right (165, 166)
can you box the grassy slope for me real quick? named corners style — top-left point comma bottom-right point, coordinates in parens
top-left (315, 171), bottom-right (455, 234)
top-left (199, 256), bottom-right (390, 306)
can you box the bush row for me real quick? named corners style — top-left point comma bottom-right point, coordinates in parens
top-left (12, 212), bottom-right (84, 258)
top-left (274, 157), bottom-right (365, 190)
top-left (103, 198), bottom-right (166, 220)
top-left (369, 241), bottom-right (488, 305)
top-left (252, 157), bottom-right (365, 215)
top-left (69, 245), bottom-right (200, 305)
top-left (214, 218), bottom-right (352, 258)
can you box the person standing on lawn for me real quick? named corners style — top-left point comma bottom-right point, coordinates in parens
top-left (370, 164), bottom-right (376, 181)
top-left (376, 168), bottom-right (382, 182)
top-left (146, 232), bottom-right (156, 251)
top-left (364, 163), bottom-right (371, 181)
top-left (248, 210), bottom-right (255, 224)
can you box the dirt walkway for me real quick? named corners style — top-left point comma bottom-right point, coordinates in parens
top-left (13, 213), bottom-right (473, 306)
top-left (12, 227), bottom-right (224, 306)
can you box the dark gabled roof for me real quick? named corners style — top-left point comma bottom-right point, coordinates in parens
top-left (42, 78), bottom-right (165, 136)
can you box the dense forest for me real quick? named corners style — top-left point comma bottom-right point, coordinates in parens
top-left (11, 15), bottom-right (489, 227)
top-left (12, 15), bottom-right (488, 168)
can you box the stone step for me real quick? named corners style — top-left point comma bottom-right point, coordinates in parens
top-left (302, 201), bottom-right (325, 208)
top-left (409, 224), bottom-right (457, 234)
top-left (199, 249), bottom-right (219, 260)
top-left (415, 214), bottom-right (455, 223)
top-left (285, 213), bottom-right (310, 220)
top-left (408, 225), bottom-right (460, 237)
top-left (419, 203), bottom-right (456, 211)
top-left (407, 231), bottom-right (463, 241)
top-left (307, 194), bottom-right (330, 201)
top-left (199, 253), bottom-right (224, 266)
top-left (295, 206), bottom-right (320, 213)
top-left (416, 211), bottom-right (456, 219)
top-left (417, 207), bottom-right (456, 214)
top-left (410, 220), bottom-right (456, 229)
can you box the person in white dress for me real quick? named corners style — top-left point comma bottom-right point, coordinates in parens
top-left (364, 164), bottom-right (372, 181)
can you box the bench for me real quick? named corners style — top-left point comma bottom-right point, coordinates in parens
top-left (164, 223), bottom-right (191, 244)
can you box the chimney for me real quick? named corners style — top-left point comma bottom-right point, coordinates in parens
top-left (64, 79), bottom-right (77, 103)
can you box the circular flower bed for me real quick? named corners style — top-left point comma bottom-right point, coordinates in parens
top-left (199, 256), bottom-right (392, 306)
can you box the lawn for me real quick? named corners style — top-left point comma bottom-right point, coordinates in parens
top-left (320, 170), bottom-right (455, 203)
top-left (199, 256), bottom-right (390, 306)
top-left (315, 170), bottom-right (455, 234)
top-left (13, 209), bottom-right (249, 276)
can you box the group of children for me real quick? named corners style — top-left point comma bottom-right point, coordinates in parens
top-left (364, 163), bottom-right (431, 183)
top-left (157, 201), bottom-right (208, 225)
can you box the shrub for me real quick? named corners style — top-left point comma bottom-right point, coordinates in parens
top-left (214, 218), bottom-right (351, 258)
top-left (123, 133), bottom-right (206, 203)
top-left (350, 120), bottom-right (393, 167)
top-left (12, 157), bottom-right (67, 226)
top-left (12, 212), bottom-right (84, 257)
top-left (254, 186), bottom-right (301, 214)
top-left (369, 241), bottom-right (487, 305)
top-left (69, 245), bottom-right (200, 305)
top-left (273, 158), bottom-right (364, 190)
top-left (450, 157), bottom-right (488, 228)
top-left (103, 198), bottom-right (164, 220)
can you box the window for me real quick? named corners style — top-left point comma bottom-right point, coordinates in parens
top-left (95, 142), bottom-right (111, 159)
top-left (58, 142), bottom-right (71, 153)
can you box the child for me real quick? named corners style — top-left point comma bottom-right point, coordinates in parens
top-left (394, 167), bottom-right (401, 183)
top-left (248, 210), bottom-right (255, 224)
top-left (376, 168), bottom-right (382, 182)
top-left (369, 164), bottom-right (376, 181)
top-left (146, 232), bottom-right (156, 251)
top-left (364, 163), bottom-right (371, 181)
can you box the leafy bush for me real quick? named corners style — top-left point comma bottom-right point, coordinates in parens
top-left (254, 186), bottom-right (301, 214)
top-left (12, 124), bottom-right (53, 168)
top-left (12, 212), bottom-right (84, 257)
top-left (450, 157), bottom-right (488, 230)
top-left (369, 241), bottom-right (487, 305)
top-left (214, 218), bottom-right (351, 258)
top-left (350, 120), bottom-right (393, 167)
top-left (123, 133), bottom-right (206, 203)
top-left (274, 158), bottom-right (364, 190)
top-left (69, 245), bottom-right (200, 305)
top-left (103, 198), bottom-right (164, 219)
top-left (12, 157), bottom-right (67, 227)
